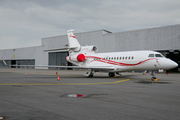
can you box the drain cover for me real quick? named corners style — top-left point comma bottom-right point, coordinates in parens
top-left (60, 94), bottom-right (108, 98)
top-left (61, 94), bottom-right (85, 98)
top-left (68, 94), bottom-right (84, 97)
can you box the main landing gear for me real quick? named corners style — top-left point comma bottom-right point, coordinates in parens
top-left (150, 71), bottom-right (158, 81)
top-left (108, 72), bottom-right (122, 77)
top-left (109, 72), bottom-right (115, 77)
top-left (87, 72), bottom-right (93, 78)
top-left (85, 70), bottom-right (121, 78)
top-left (85, 69), bottom-right (94, 78)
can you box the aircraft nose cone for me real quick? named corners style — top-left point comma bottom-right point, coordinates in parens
top-left (160, 59), bottom-right (178, 69)
top-left (168, 59), bottom-right (178, 69)
top-left (172, 61), bottom-right (178, 68)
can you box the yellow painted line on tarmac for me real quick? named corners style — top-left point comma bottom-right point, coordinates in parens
top-left (0, 78), bottom-right (129, 86)
top-left (0, 70), bottom-right (129, 85)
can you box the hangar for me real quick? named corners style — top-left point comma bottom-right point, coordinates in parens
top-left (0, 24), bottom-right (180, 72)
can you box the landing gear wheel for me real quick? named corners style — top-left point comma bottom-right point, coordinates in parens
top-left (109, 72), bottom-right (115, 77)
top-left (151, 77), bottom-right (158, 81)
top-left (87, 72), bottom-right (93, 78)
top-left (151, 77), bottom-right (156, 81)
top-left (150, 71), bottom-right (158, 81)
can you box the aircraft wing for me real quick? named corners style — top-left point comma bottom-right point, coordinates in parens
top-left (9, 64), bottom-right (115, 70)
top-left (2, 58), bottom-right (115, 71)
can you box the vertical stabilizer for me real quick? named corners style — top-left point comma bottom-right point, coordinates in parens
top-left (67, 30), bottom-right (81, 52)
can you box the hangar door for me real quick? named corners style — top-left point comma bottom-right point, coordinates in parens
top-left (48, 52), bottom-right (72, 69)
top-left (166, 51), bottom-right (180, 72)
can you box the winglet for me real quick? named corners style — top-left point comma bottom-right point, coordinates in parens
top-left (2, 57), bottom-right (8, 66)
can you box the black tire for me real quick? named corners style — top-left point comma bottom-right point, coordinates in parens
top-left (87, 73), bottom-right (93, 78)
top-left (109, 72), bottom-right (115, 77)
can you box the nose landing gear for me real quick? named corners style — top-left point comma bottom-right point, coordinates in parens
top-left (150, 71), bottom-right (158, 81)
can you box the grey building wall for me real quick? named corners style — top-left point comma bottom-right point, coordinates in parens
top-left (113, 25), bottom-right (180, 52)
top-left (0, 46), bottom-right (44, 69)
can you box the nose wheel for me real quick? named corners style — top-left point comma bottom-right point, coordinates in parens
top-left (150, 71), bottom-right (158, 81)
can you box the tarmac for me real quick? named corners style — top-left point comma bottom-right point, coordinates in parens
top-left (0, 68), bottom-right (180, 120)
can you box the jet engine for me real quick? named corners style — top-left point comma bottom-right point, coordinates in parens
top-left (66, 53), bottom-right (85, 62)
top-left (84, 45), bottom-right (98, 52)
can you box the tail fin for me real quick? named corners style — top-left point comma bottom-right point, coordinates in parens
top-left (67, 30), bottom-right (81, 52)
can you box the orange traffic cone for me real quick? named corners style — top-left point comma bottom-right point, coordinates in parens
top-left (57, 75), bottom-right (60, 81)
top-left (25, 72), bottom-right (27, 76)
top-left (56, 72), bottom-right (58, 75)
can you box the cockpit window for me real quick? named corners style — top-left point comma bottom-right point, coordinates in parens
top-left (155, 54), bottom-right (163, 57)
top-left (148, 54), bottom-right (154, 57)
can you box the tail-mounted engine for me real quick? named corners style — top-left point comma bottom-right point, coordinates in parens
top-left (66, 45), bottom-right (98, 63)
top-left (66, 53), bottom-right (85, 62)
top-left (82, 45), bottom-right (98, 53)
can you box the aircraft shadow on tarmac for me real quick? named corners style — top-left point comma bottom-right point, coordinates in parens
top-left (136, 81), bottom-right (171, 84)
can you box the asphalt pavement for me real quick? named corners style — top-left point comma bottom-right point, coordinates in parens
top-left (0, 68), bottom-right (180, 120)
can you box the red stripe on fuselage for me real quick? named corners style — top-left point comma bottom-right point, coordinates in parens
top-left (86, 56), bottom-right (157, 66)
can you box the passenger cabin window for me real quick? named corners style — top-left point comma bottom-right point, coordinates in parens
top-left (148, 54), bottom-right (154, 57)
top-left (155, 54), bottom-right (163, 57)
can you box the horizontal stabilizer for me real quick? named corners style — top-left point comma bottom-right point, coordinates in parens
top-left (44, 47), bottom-right (77, 52)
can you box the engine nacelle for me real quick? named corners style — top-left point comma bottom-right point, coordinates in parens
top-left (66, 54), bottom-right (85, 62)
top-left (91, 45), bottom-right (98, 52)
top-left (81, 45), bottom-right (98, 53)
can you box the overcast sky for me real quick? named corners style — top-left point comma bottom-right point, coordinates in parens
top-left (0, 0), bottom-right (180, 49)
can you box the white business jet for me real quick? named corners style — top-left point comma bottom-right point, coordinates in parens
top-left (2, 30), bottom-right (178, 80)
top-left (45, 30), bottom-right (178, 80)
